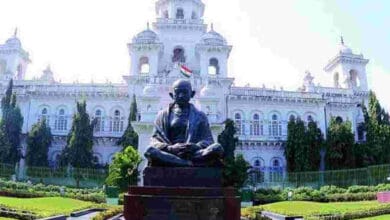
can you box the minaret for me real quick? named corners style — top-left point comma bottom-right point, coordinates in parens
top-left (324, 37), bottom-right (369, 91)
top-left (0, 29), bottom-right (30, 81)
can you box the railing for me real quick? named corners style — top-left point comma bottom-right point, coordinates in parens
top-left (156, 18), bottom-right (204, 25)
top-left (230, 87), bottom-right (323, 100)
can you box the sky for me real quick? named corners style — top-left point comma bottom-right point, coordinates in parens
top-left (0, 0), bottom-right (389, 110)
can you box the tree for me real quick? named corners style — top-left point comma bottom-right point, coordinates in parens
top-left (105, 146), bottom-right (142, 192)
top-left (118, 94), bottom-right (138, 150)
top-left (60, 101), bottom-right (95, 168)
top-left (26, 119), bottom-right (52, 167)
top-left (218, 119), bottom-right (238, 160)
top-left (306, 121), bottom-right (324, 171)
top-left (218, 119), bottom-right (250, 188)
top-left (0, 79), bottom-right (23, 164)
top-left (326, 118), bottom-right (355, 170)
top-left (285, 117), bottom-right (297, 172)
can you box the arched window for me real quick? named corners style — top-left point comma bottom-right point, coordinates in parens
top-left (235, 113), bottom-right (243, 135)
top-left (163, 10), bottom-right (169, 19)
top-left (208, 58), bottom-right (220, 75)
top-left (176, 8), bottom-right (184, 19)
top-left (254, 159), bottom-right (261, 167)
top-left (147, 105), bottom-right (152, 112)
top-left (289, 115), bottom-right (296, 122)
top-left (191, 11), bottom-right (197, 19)
top-left (250, 114), bottom-right (262, 136)
top-left (307, 115), bottom-right (313, 122)
top-left (172, 47), bottom-right (186, 63)
top-left (94, 109), bottom-right (105, 132)
top-left (334, 72), bottom-right (340, 88)
top-left (273, 159), bottom-right (280, 167)
top-left (269, 114), bottom-right (282, 137)
top-left (335, 116), bottom-right (343, 124)
top-left (110, 110), bottom-right (124, 133)
top-left (0, 60), bottom-right (6, 75)
top-left (17, 64), bottom-right (23, 79)
top-left (349, 70), bottom-right (360, 88)
top-left (139, 57), bottom-right (150, 74)
top-left (55, 108), bottom-right (67, 131)
top-left (39, 108), bottom-right (50, 125)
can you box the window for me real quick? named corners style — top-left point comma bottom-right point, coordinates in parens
top-left (335, 116), bottom-right (343, 124)
top-left (139, 57), bottom-right (150, 74)
top-left (163, 10), bottom-right (169, 19)
top-left (176, 8), bottom-right (184, 19)
top-left (250, 114), bottom-right (262, 136)
top-left (191, 11), bottom-right (197, 19)
top-left (208, 58), bottom-right (220, 75)
top-left (334, 72), bottom-right (340, 88)
top-left (110, 110), bottom-right (124, 133)
top-left (172, 47), bottom-right (185, 63)
top-left (17, 64), bottom-right (23, 79)
top-left (254, 160), bottom-right (261, 167)
top-left (235, 113), bottom-right (243, 135)
top-left (349, 69), bottom-right (360, 88)
top-left (273, 159), bottom-right (280, 167)
top-left (289, 115), bottom-right (296, 122)
top-left (307, 115), bottom-right (313, 122)
top-left (39, 108), bottom-right (50, 125)
top-left (94, 109), bottom-right (105, 132)
top-left (269, 114), bottom-right (282, 137)
top-left (0, 60), bottom-right (6, 75)
top-left (55, 109), bottom-right (67, 131)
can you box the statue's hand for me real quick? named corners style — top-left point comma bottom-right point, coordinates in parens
top-left (186, 143), bottom-right (202, 153)
top-left (167, 143), bottom-right (188, 156)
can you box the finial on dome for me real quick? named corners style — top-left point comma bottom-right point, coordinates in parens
top-left (14, 28), bottom-right (18, 38)
top-left (340, 35), bottom-right (344, 45)
top-left (147, 22), bottom-right (150, 30)
top-left (210, 23), bottom-right (214, 31)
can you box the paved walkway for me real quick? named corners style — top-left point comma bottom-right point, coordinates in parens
top-left (66, 212), bottom-right (100, 220)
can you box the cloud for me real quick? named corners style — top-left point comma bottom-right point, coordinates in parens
top-left (368, 65), bottom-right (390, 111)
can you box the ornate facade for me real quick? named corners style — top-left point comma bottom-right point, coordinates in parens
top-left (0, 0), bottom-right (369, 180)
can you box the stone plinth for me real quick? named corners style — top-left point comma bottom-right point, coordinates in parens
top-left (124, 167), bottom-right (241, 220)
top-left (143, 167), bottom-right (222, 187)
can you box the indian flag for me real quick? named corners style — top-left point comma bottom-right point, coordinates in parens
top-left (180, 65), bottom-right (192, 78)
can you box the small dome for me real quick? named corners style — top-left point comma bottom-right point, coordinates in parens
top-left (143, 84), bottom-right (159, 96)
top-left (132, 25), bottom-right (159, 44)
top-left (6, 36), bottom-right (21, 48)
top-left (200, 24), bottom-right (227, 46)
top-left (339, 44), bottom-right (352, 54)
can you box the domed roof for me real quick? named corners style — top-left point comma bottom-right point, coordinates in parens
top-left (143, 84), bottom-right (159, 96)
top-left (132, 23), bottom-right (159, 44)
top-left (339, 36), bottom-right (352, 54)
top-left (5, 29), bottom-right (22, 48)
top-left (200, 24), bottom-right (227, 46)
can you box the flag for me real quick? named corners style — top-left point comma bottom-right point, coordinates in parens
top-left (180, 65), bottom-right (192, 78)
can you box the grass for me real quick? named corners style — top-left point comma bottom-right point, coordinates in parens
top-left (358, 214), bottom-right (390, 220)
top-left (0, 196), bottom-right (99, 217)
top-left (242, 201), bottom-right (390, 219)
top-left (0, 218), bottom-right (16, 220)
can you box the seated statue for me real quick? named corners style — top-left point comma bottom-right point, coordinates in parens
top-left (144, 79), bottom-right (224, 167)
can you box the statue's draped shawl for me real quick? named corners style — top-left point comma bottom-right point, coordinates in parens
top-left (150, 104), bottom-right (214, 150)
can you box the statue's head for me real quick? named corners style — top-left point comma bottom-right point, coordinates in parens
top-left (169, 79), bottom-right (196, 106)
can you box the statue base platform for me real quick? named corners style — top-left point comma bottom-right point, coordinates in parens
top-left (123, 167), bottom-right (241, 220)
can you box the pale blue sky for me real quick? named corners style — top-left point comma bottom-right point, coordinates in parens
top-left (0, 0), bottom-right (389, 109)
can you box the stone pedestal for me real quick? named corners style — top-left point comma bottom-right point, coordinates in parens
top-left (124, 167), bottom-right (241, 220)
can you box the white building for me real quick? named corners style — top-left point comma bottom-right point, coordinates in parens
top-left (0, 0), bottom-right (369, 180)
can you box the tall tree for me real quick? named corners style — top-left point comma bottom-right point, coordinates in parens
top-left (293, 118), bottom-right (308, 172)
top-left (285, 117), bottom-right (297, 172)
top-left (306, 121), bottom-right (324, 171)
top-left (26, 119), bottom-right (52, 167)
top-left (0, 80), bottom-right (23, 164)
top-left (218, 119), bottom-right (238, 160)
top-left (118, 94), bottom-right (138, 150)
top-left (60, 101), bottom-right (95, 168)
top-left (326, 118), bottom-right (355, 170)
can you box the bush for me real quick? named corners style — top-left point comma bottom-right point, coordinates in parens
top-left (92, 206), bottom-right (123, 220)
top-left (0, 205), bottom-right (37, 220)
top-left (0, 179), bottom-right (106, 203)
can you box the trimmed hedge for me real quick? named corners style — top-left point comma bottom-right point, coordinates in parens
top-left (253, 184), bottom-right (390, 204)
top-left (91, 206), bottom-right (123, 220)
top-left (0, 179), bottom-right (105, 203)
top-left (0, 205), bottom-right (37, 220)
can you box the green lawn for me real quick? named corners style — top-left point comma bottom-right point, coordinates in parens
top-left (0, 218), bottom-right (16, 220)
top-left (358, 215), bottom-right (390, 220)
top-left (242, 201), bottom-right (390, 219)
top-left (0, 196), bottom-right (98, 218)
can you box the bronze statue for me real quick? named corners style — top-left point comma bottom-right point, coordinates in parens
top-left (144, 79), bottom-right (224, 167)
